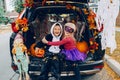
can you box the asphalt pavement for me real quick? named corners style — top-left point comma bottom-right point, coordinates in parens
top-left (0, 33), bottom-right (16, 80)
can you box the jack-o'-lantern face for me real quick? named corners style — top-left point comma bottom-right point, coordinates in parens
top-left (35, 48), bottom-right (45, 57)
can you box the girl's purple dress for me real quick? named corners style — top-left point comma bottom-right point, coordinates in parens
top-left (61, 48), bottom-right (87, 61)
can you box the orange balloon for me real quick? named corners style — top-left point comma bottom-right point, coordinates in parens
top-left (76, 41), bottom-right (89, 53)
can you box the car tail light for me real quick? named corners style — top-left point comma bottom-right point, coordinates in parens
top-left (94, 65), bottom-right (104, 69)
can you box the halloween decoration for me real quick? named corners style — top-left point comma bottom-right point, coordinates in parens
top-left (15, 18), bottom-right (28, 32)
top-left (76, 41), bottom-right (89, 53)
top-left (30, 43), bottom-right (36, 56)
top-left (12, 33), bottom-right (30, 80)
top-left (35, 48), bottom-right (45, 58)
top-left (30, 43), bottom-right (45, 57)
top-left (24, 0), bottom-right (34, 7)
top-left (89, 38), bottom-right (99, 53)
top-left (87, 9), bottom-right (96, 30)
top-left (95, 0), bottom-right (119, 53)
top-left (11, 22), bottom-right (19, 33)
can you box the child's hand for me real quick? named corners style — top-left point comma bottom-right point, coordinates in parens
top-left (42, 37), bottom-right (48, 44)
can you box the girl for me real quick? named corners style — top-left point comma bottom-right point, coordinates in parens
top-left (12, 32), bottom-right (30, 80)
top-left (42, 22), bottom-right (87, 80)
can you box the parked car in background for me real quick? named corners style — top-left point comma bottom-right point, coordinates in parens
top-left (10, 0), bottom-right (105, 79)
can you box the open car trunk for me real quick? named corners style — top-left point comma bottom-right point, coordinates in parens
top-left (24, 5), bottom-right (105, 60)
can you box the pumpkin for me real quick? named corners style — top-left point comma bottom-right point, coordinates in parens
top-left (35, 48), bottom-right (45, 58)
top-left (30, 43), bottom-right (36, 56)
top-left (76, 41), bottom-right (89, 53)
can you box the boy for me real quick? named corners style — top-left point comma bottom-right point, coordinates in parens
top-left (35, 22), bottom-right (63, 80)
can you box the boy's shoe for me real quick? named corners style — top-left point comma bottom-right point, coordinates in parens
top-left (48, 77), bottom-right (57, 80)
top-left (48, 77), bottom-right (59, 80)
top-left (37, 75), bottom-right (47, 80)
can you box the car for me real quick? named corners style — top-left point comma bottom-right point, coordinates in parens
top-left (10, 0), bottom-right (105, 79)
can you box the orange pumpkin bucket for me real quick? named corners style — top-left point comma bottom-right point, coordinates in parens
top-left (76, 41), bottom-right (89, 53)
top-left (35, 48), bottom-right (45, 58)
top-left (30, 43), bottom-right (45, 57)
top-left (30, 43), bottom-right (36, 56)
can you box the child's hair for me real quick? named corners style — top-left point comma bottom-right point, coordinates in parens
top-left (55, 23), bottom-right (60, 26)
top-left (13, 32), bottom-right (23, 46)
top-left (64, 22), bottom-right (76, 33)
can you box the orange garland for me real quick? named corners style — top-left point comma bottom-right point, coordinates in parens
top-left (16, 17), bottom-right (28, 24)
top-left (89, 38), bottom-right (99, 53)
top-left (15, 17), bottom-right (28, 32)
top-left (24, 0), bottom-right (34, 7)
top-left (87, 10), bottom-right (96, 29)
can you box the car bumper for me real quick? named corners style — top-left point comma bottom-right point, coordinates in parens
top-left (29, 60), bottom-right (104, 76)
top-left (61, 68), bottom-right (101, 76)
top-left (29, 68), bottom-right (101, 76)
